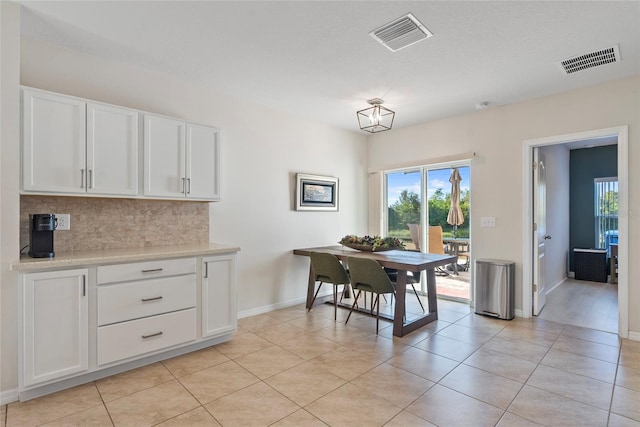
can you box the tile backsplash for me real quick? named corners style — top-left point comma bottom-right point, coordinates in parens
top-left (21, 196), bottom-right (209, 253)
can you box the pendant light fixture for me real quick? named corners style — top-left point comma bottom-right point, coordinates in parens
top-left (357, 98), bottom-right (395, 133)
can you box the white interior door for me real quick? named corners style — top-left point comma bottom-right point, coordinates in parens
top-left (533, 148), bottom-right (548, 315)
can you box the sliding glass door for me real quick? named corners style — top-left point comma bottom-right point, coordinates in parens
top-left (384, 163), bottom-right (471, 301)
top-left (385, 170), bottom-right (422, 250)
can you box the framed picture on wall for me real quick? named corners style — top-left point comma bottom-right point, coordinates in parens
top-left (295, 173), bottom-right (339, 211)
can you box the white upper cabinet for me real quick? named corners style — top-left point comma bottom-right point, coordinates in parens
top-left (22, 89), bottom-right (86, 194)
top-left (144, 114), bottom-right (219, 200)
top-left (22, 87), bottom-right (139, 197)
top-left (143, 114), bottom-right (186, 198)
top-left (22, 87), bottom-right (220, 201)
top-left (186, 123), bottom-right (220, 200)
top-left (87, 103), bottom-right (139, 196)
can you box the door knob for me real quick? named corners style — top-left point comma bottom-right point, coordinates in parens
top-left (544, 235), bottom-right (552, 240)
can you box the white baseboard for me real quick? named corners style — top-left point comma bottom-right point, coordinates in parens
top-left (0, 388), bottom-right (19, 405)
top-left (546, 277), bottom-right (568, 295)
top-left (628, 330), bottom-right (640, 342)
top-left (237, 290), bottom-right (335, 319)
top-left (515, 309), bottom-right (523, 318)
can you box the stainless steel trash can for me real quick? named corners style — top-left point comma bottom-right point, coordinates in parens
top-left (475, 259), bottom-right (515, 320)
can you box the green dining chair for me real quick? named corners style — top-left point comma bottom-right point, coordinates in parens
top-left (345, 256), bottom-right (396, 334)
top-left (309, 252), bottom-right (351, 320)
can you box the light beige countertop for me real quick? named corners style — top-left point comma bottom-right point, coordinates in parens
top-left (11, 243), bottom-right (240, 272)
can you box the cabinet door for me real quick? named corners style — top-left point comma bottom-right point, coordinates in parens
top-left (22, 89), bottom-right (86, 194)
top-left (201, 255), bottom-right (237, 338)
top-left (22, 269), bottom-right (89, 387)
top-left (186, 124), bottom-right (220, 200)
top-left (87, 103), bottom-right (139, 196)
top-left (143, 114), bottom-right (186, 198)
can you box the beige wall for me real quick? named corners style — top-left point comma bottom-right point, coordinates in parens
top-left (367, 76), bottom-right (640, 336)
top-left (0, 1), bottom-right (22, 401)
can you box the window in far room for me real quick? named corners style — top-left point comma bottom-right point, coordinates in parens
top-left (594, 177), bottom-right (618, 253)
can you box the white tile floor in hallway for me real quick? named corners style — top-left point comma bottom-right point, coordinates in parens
top-left (3, 295), bottom-right (640, 427)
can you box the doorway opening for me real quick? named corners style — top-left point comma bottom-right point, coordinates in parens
top-left (523, 126), bottom-right (628, 338)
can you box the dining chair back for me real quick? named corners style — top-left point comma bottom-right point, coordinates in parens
top-left (309, 252), bottom-right (350, 320)
top-left (408, 223), bottom-right (421, 251)
top-left (345, 256), bottom-right (396, 334)
top-left (428, 225), bottom-right (449, 276)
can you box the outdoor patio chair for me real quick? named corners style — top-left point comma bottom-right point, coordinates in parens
top-left (457, 243), bottom-right (471, 271)
top-left (408, 223), bottom-right (421, 251)
top-left (428, 225), bottom-right (450, 276)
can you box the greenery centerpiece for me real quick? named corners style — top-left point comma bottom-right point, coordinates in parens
top-left (339, 235), bottom-right (406, 252)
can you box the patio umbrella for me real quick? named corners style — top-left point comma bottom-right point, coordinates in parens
top-left (447, 168), bottom-right (464, 237)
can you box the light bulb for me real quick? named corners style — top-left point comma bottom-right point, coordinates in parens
top-left (369, 106), bottom-right (380, 125)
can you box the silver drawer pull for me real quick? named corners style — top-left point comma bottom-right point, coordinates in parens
top-left (141, 268), bottom-right (163, 273)
top-left (141, 331), bottom-right (163, 339)
top-left (141, 296), bottom-right (163, 302)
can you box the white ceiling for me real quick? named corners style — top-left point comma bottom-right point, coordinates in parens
top-left (18, 1), bottom-right (640, 133)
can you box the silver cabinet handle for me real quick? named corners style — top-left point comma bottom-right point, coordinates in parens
top-left (187, 178), bottom-right (191, 194)
top-left (141, 268), bottom-right (163, 273)
top-left (204, 261), bottom-right (208, 278)
top-left (88, 169), bottom-right (93, 189)
top-left (82, 275), bottom-right (86, 297)
top-left (141, 331), bottom-right (163, 339)
top-left (81, 169), bottom-right (85, 188)
top-left (141, 296), bottom-right (163, 302)
top-left (181, 177), bottom-right (186, 194)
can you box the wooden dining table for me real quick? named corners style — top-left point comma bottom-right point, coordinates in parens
top-left (293, 245), bottom-right (456, 337)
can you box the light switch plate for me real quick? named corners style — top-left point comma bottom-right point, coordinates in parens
top-left (481, 216), bottom-right (496, 227)
top-left (55, 214), bottom-right (71, 230)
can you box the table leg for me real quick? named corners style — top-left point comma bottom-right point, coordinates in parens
top-left (393, 270), bottom-right (407, 337)
top-left (305, 264), bottom-right (315, 309)
top-left (426, 268), bottom-right (438, 315)
top-left (451, 243), bottom-right (459, 275)
top-left (392, 268), bottom-right (439, 337)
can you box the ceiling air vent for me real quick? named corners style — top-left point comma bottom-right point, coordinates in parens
top-left (559, 45), bottom-right (620, 74)
top-left (370, 13), bottom-right (433, 52)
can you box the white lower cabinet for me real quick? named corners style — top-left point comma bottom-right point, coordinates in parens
top-left (97, 309), bottom-right (197, 366)
top-left (21, 269), bottom-right (89, 388)
top-left (19, 252), bottom-right (237, 396)
top-left (202, 254), bottom-right (237, 337)
top-left (96, 258), bottom-right (197, 366)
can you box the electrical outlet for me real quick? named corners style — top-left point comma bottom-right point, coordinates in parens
top-left (55, 214), bottom-right (71, 230)
top-left (481, 216), bottom-right (496, 228)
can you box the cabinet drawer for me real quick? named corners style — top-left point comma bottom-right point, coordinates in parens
top-left (97, 275), bottom-right (195, 326)
top-left (97, 308), bottom-right (196, 366)
top-left (97, 258), bottom-right (196, 284)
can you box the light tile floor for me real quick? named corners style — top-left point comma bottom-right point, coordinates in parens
top-left (3, 297), bottom-right (639, 427)
top-left (538, 278), bottom-right (619, 333)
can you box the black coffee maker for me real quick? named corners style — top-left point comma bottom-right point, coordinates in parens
top-left (29, 214), bottom-right (57, 258)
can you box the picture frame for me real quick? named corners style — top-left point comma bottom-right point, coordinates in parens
top-left (295, 173), bottom-right (339, 211)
